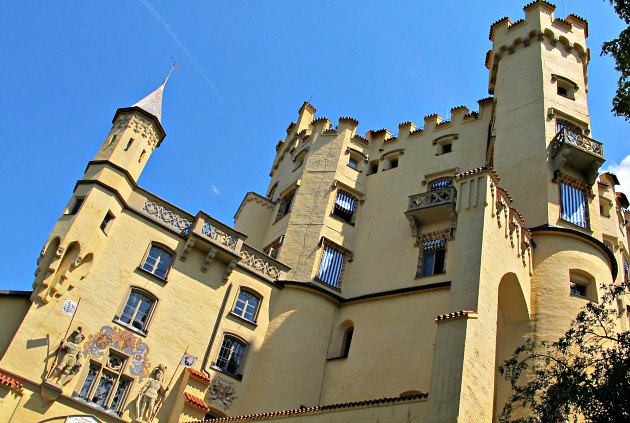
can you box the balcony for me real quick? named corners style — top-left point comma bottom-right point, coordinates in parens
top-left (405, 186), bottom-right (457, 236)
top-left (550, 128), bottom-right (605, 185)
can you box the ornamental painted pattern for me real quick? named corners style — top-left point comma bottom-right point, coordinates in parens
top-left (82, 325), bottom-right (151, 379)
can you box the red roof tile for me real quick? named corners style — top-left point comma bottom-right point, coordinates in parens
top-left (435, 310), bottom-right (477, 322)
top-left (183, 392), bottom-right (210, 412)
top-left (0, 372), bottom-right (24, 394)
top-left (182, 393), bottom-right (428, 422)
top-left (187, 368), bottom-right (212, 384)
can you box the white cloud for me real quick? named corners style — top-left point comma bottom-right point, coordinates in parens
top-left (606, 154), bottom-right (630, 195)
top-left (211, 185), bottom-right (220, 195)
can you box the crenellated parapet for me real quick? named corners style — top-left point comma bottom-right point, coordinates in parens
top-left (487, 0), bottom-right (589, 94)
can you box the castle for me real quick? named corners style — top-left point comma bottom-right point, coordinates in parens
top-left (1, 1), bottom-right (628, 422)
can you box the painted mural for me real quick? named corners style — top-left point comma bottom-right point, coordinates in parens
top-left (82, 325), bottom-right (151, 379)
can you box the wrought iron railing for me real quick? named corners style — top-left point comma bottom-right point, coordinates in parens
top-left (408, 186), bottom-right (456, 212)
top-left (551, 127), bottom-right (603, 157)
top-left (143, 199), bottom-right (192, 235)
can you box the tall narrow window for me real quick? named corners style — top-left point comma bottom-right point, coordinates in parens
top-left (124, 138), bottom-right (134, 151)
top-left (316, 241), bottom-right (350, 289)
top-left (341, 327), bottom-right (353, 358)
top-left (77, 350), bottom-right (131, 417)
top-left (100, 212), bottom-right (114, 233)
top-left (232, 289), bottom-right (261, 323)
top-left (141, 244), bottom-right (173, 279)
top-left (332, 191), bottom-right (357, 224)
top-left (560, 183), bottom-right (588, 228)
top-left (623, 257), bottom-right (629, 283)
top-left (213, 335), bottom-right (247, 378)
top-left (117, 288), bottom-right (156, 333)
top-left (275, 189), bottom-right (296, 221)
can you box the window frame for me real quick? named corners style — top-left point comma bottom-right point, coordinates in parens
top-left (211, 334), bottom-right (248, 380)
top-left (75, 348), bottom-right (133, 417)
top-left (415, 230), bottom-right (453, 279)
top-left (140, 243), bottom-right (174, 280)
top-left (556, 173), bottom-right (590, 230)
top-left (231, 288), bottom-right (262, 324)
top-left (114, 287), bottom-right (158, 335)
top-left (315, 238), bottom-right (352, 290)
top-left (331, 189), bottom-right (359, 225)
top-left (552, 74), bottom-right (579, 100)
top-left (68, 197), bottom-right (85, 215)
top-left (275, 188), bottom-right (297, 222)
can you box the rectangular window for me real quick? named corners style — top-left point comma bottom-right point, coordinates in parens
top-left (560, 183), bottom-right (588, 228)
top-left (68, 198), bottom-right (84, 215)
top-left (624, 257), bottom-right (629, 283)
top-left (332, 191), bottom-right (357, 224)
top-left (100, 212), bottom-right (114, 233)
top-left (316, 244), bottom-right (346, 289)
top-left (420, 239), bottom-right (446, 277)
top-left (348, 157), bottom-right (358, 170)
top-left (570, 282), bottom-right (587, 297)
top-left (429, 179), bottom-right (453, 191)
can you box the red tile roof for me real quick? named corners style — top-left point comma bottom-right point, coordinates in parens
top-left (187, 368), bottom-right (212, 384)
top-left (0, 371), bottom-right (24, 394)
top-left (435, 310), bottom-right (477, 322)
top-left (182, 393), bottom-right (428, 422)
top-left (183, 392), bottom-right (210, 412)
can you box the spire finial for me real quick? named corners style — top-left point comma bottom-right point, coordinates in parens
top-left (132, 62), bottom-right (179, 123)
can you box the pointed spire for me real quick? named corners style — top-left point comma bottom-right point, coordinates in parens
top-left (132, 64), bottom-right (176, 123)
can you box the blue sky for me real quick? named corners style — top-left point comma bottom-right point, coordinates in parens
top-left (0, 1), bottom-right (627, 291)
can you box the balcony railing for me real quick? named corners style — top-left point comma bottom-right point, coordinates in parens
top-left (142, 198), bottom-right (193, 236)
top-left (200, 216), bottom-right (242, 251)
top-left (551, 127), bottom-right (603, 158)
top-left (550, 128), bottom-right (605, 185)
top-left (408, 186), bottom-right (457, 213)
top-left (240, 244), bottom-right (288, 280)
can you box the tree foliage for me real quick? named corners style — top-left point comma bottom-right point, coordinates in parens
top-left (499, 280), bottom-right (630, 422)
top-left (601, 1), bottom-right (630, 120)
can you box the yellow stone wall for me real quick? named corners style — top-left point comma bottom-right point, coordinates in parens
top-left (1, 2), bottom-right (628, 423)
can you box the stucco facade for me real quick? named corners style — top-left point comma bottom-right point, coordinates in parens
top-left (1, 2), bottom-right (629, 422)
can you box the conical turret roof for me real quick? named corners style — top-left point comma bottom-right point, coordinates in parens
top-left (133, 82), bottom-right (166, 123)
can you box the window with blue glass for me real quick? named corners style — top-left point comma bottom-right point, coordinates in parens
top-left (232, 289), bottom-right (261, 323)
top-left (417, 238), bottom-right (447, 277)
top-left (141, 244), bottom-right (173, 279)
top-left (316, 242), bottom-right (349, 289)
top-left (332, 191), bottom-right (357, 224)
top-left (429, 179), bottom-right (453, 191)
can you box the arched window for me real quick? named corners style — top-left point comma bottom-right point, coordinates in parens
top-left (117, 288), bottom-right (157, 333)
top-left (141, 243), bottom-right (173, 279)
top-left (232, 289), bottom-right (262, 323)
top-left (213, 335), bottom-right (248, 378)
top-left (341, 327), bottom-right (354, 358)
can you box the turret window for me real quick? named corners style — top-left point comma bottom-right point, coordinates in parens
top-left (560, 183), bottom-right (588, 229)
top-left (552, 74), bottom-right (579, 100)
top-left (316, 239), bottom-right (352, 289)
top-left (68, 198), bottom-right (85, 215)
top-left (332, 190), bottom-right (357, 224)
top-left (556, 173), bottom-right (590, 230)
top-left (275, 189), bottom-right (296, 221)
